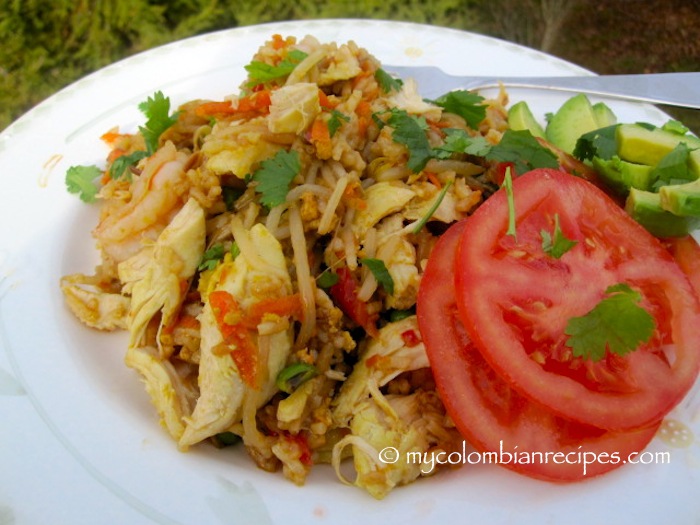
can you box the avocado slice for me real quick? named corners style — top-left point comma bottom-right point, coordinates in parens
top-left (625, 188), bottom-right (700, 237)
top-left (545, 94), bottom-right (600, 155)
top-left (592, 156), bottom-right (654, 195)
top-left (592, 102), bottom-right (617, 128)
top-left (508, 101), bottom-right (546, 139)
top-left (659, 178), bottom-right (700, 217)
top-left (616, 123), bottom-right (700, 175)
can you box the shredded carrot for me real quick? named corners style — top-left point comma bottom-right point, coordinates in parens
top-left (230, 341), bottom-right (260, 389)
top-left (431, 119), bottom-right (453, 129)
top-left (195, 90), bottom-right (272, 118)
top-left (343, 182), bottom-right (367, 210)
top-left (355, 100), bottom-right (372, 118)
top-left (271, 33), bottom-right (287, 50)
top-left (238, 90), bottom-right (272, 112)
top-left (310, 118), bottom-right (331, 143)
top-left (208, 290), bottom-right (305, 388)
top-left (366, 354), bottom-right (390, 370)
top-left (355, 100), bottom-right (373, 137)
top-left (310, 118), bottom-right (333, 158)
top-left (247, 293), bottom-right (305, 324)
top-left (356, 116), bottom-right (369, 138)
top-left (209, 290), bottom-right (259, 389)
top-left (100, 131), bottom-right (122, 144)
top-left (351, 69), bottom-right (373, 90)
top-left (195, 101), bottom-right (233, 116)
top-left (426, 172), bottom-right (442, 189)
top-left (209, 290), bottom-right (242, 337)
top-left (318, 90), bottom-right (337, 109)
top-left (106, 148), bottom-right (126, 164)
top-left (176, 314), bottom-right (200, 330)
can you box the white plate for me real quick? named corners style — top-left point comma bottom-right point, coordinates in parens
top-left (1, 19), bottom-right (698, 525)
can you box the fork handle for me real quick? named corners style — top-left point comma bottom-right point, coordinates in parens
top-left (386, 66), bottom-right (700, 110)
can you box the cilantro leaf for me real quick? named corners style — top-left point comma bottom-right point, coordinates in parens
top-left (198, 242), bottom-right (240, 272)
top-left (109, 150), bottom-right (147, 181)
top-left (487, 129), bottom-right (559, 174)
top-left (138, 91), bottom-right (180, 155)
top-left (434, 90), bottom-right (487, 129)
top-left (317, 271), bottom-right (339, 289)
top-left (433, 128), bottom-right (492, 158)
top-left (360, 258), bottom-right (394, 295)
top-left (245, 50), bottom-right (308, 84)
top-left (230, 242), bottom-right (241, 260)
top-left (564, 283), bottom-right (656, 362)
top-left (102, 92), bottom-right (179, 181)
top-left (198, 244), bottom-right (226, 271)
top-left (541, 213), bottom-right (577, 258)
top-left (389, 308), bottom-right (414, 322)
top-left (662, 119), bottom-right (690, 135)
top-left (375, 68), bottom-right (404, 93)
top-left (252, 149), bottom-right (301, 208)
top-left (650, 142), bottom-right (695, 190)
top-left (573, 125), bottom-right (619, 161)
top-left (65, 165), bottom-right (102, 203)
top-left (387, 109), bottom-right (432, 172)
top-left (503, 167), bottom-right (517, 240)
top-left (328, 109), bottom-right (350, 137)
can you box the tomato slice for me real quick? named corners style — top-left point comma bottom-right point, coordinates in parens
top-left (417, 220), bottom-right (659, 481)
top-left (664, 234), bottom-right (700, 299)
top-left (454, 169), bottom-right (700, 431)
top-left (329, 267), bottom-right (379, 337)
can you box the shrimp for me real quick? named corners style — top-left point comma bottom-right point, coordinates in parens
top-left (94, 141), bottom-right (191, 267)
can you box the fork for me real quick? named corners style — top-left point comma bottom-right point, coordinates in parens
top-left (385, 65), bottom-right (700, 110)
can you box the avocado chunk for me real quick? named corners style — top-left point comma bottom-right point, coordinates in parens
top-left (659, 178), bottom-right (700, 217)
top-left (592, 102), bottom-right (617, 128)
top-left (690, 149), bottom-right (700, 176)
top-left (616, 123), bottom-right (700, 175)
top-left (508, 101), bottom-right (546, 139)
top-left (545, 94), bottom-right (600, 155)
top-left (592, 156), bottom-right (654, 195)
top-left (625, 188), bottom-right (700, 237)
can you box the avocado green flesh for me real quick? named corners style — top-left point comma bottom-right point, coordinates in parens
top-left (625, 188), bottom-right (700, 237)
top-left (545, 93), bottom-right (600, 154)
top-left (659, 179), bottom-right (700, 217)
top-left (510, 93), bottom-right (700, 237)
top-left (591, 102), bottom-right (617, 128)
top-left (508, 101), bottom-right (546, 139)
top-left (617, 124), bottom-right (700, 176)
top-left (592, 156), bottom-right (654, 195)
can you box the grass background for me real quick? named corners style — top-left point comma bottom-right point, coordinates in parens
top-left (1, 0), bottom-right (698, 132)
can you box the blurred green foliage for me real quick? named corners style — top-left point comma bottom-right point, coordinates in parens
top-left (0, 0), bottom-right (482, 130)
top-left (0, 0), bottom-right (239, 129)
top-left (1, 0), bottom-right (698, 132)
